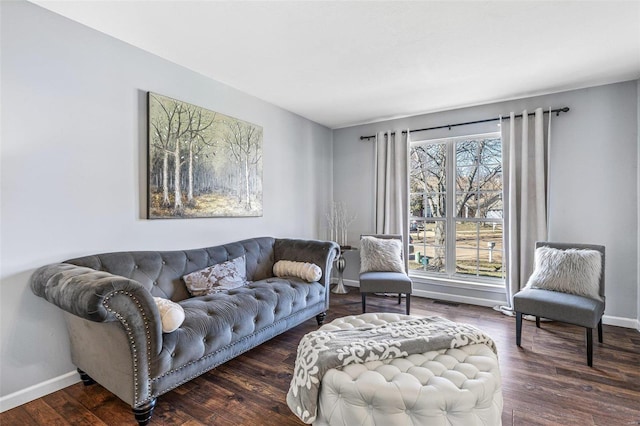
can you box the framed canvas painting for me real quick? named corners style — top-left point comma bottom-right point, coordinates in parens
top-left (147, 92), bottom-right (263, 218)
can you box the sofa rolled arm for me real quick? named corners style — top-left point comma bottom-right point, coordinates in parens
top-left (30, 263), bottom-right (165, 405)
top-left (31, 264), bottom-right (150, 320)
top-left (274, 239), bottom-right (340, 286)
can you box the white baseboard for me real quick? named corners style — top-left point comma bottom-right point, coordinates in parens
top-left (0, 370), bottom-right (80, 413)
top-left (602, 314), bottom-right (640, 330)
top-left (411, 288), bottom-right (501, 308)
top-left (339, 279), bottom-right (359, 287)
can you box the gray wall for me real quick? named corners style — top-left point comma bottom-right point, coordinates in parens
top-left (0, 1), bottom-right (333, 405)
top-left (334, 81), bottom-right (639, 321)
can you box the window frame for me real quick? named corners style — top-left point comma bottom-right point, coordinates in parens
top-left (409, 131), bottom-right (504, 285)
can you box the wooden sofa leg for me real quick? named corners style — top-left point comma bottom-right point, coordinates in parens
top-left (133, 398), bottom-right (157, 426)
top-left (535, 316), bottom-right (541, 328)
top-left (405, 294), bottom-right (411, 315)
top-left (586, 328), bottom-right (593, 367)
top-left (316, 312), bottom-right (327, 326)
top-left (361, 293), bottom-right (366, 313)
top-left (77, 368), bottom-right (95, 386)
top-left (516, 312), bottom-right (523, 347)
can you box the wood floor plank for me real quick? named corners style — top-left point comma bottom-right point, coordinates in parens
top-left (151, 401), bottom-right (197, 426)
top-left (21, 398), bottom-right (70, 426)
top-left (40, 390), bottom-right (107, 425)
top-left (63, 383), bottom-right (134, 426)
top-left (1, 291), bottom-right (638, 426)
top-left (512, 408), bottom-right (594, 426)
top-left (0, 405), bottom-right (41, 426)
top-left (159, 382), bottom-right (219, 424)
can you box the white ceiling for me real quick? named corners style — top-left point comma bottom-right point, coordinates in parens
top-left (31, 1), bottom-right (640, 129)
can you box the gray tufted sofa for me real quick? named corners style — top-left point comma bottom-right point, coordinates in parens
top-left (30, 237), bottom-right (339, 425)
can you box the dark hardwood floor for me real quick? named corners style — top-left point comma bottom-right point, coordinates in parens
top-left (3, 291), bottom-right (639, 425)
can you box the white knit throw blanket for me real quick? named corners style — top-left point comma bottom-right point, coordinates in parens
top-left (286, 316), bottom-right (497, 424)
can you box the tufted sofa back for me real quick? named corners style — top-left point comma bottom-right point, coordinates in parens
top-left (65, 237), bottom-right (276, 302)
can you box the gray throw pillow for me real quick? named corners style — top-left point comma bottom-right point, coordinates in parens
top-left (360, 236), bottom-right (405, 273)
top-left (525, 246), bottom-right (602, 301)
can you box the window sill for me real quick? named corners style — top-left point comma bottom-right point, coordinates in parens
top-left (409, 273), bottom-right (506, 293)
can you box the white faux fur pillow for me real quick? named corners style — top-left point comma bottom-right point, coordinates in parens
top-left (360, 236), bottom-right (405, 273)
top-left (153, 297), bottom-right (185, 333)
top-left (525, 246), bottom-right (602, 301)
top-left (273, 260), bottom-right (322, 282)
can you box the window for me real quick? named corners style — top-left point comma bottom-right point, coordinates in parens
top-left (409, 132), bottom-right (504, 282)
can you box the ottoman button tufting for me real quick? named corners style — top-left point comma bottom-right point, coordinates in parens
top-left (296, 313), bottom-right (503, 426)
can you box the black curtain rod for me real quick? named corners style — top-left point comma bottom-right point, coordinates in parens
top-left (359, 107), bottom-right (570, 140)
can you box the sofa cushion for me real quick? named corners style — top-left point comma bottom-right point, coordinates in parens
top-left (154, 278), bottom-right (325, 378)
top-left (359, 271), bottom-right (412, 293)
top-left (514, 287), bottom-right (605, 328)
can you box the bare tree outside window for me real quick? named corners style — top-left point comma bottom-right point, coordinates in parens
top-left (410, 143), bottom-right (447, 272)
top-left (409, 134), bottom-right (503, 280)
top-left (148, 93), bottom-right (262, 218)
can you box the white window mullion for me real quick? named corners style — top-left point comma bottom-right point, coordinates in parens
top-left (445, 139), bottom-right (456, 277)
top-left (475, 221), bottom-right (480, 276)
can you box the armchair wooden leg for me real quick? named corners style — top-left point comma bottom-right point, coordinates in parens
top-left (586, 328), bottom-right (593, 367)
top-left (597, 319), bottom-right (603, 343)
top-left (361, 293), bottom-right (366, 313)
top-left (405, 294), bottom-right (410, 315)
top-left (398, 293), bottom-right (401, 304)
top-left (516, 312), bottom-right (523, 347)
top-left (535, 316), bottom-right (540, 328)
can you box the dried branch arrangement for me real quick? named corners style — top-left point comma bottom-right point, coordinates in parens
top-left (326, 201), bottom-right (357, 247)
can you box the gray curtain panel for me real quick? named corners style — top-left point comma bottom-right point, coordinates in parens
top-left (502, 108), bottom-right (551, 310)
top-left (374, 130), bottom-right (410, 258)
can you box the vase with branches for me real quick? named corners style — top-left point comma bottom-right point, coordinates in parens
top-left (326, 201), bottom-right (357, 247)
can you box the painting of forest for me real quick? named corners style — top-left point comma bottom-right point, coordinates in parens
top-left (148, 92), bottom-right (262, 218)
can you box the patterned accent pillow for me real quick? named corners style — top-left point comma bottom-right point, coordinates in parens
top-left (360, 236), bottom-right (405, 273)
top-left (273, 260), bottom-right (322, 282)
top-left (183, 255), bottom-right (248, 296)
top-left (525, 246), bottom-right (602, 301)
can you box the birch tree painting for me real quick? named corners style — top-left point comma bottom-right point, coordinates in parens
top-left (148, 92), bottom-right (263, 218)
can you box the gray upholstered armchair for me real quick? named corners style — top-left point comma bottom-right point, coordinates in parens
top-left (513, 241), bottom-right (605, 367)
top-left (359, 234), bottom-right (412, 315)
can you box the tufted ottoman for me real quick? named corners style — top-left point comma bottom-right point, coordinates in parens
top-left (313, 313), bottom-right (503, 426)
